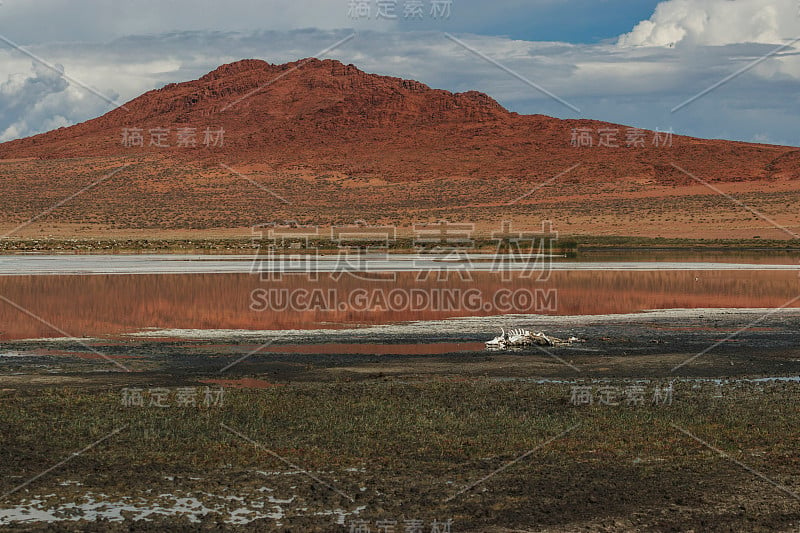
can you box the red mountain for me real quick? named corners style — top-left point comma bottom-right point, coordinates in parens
top-left (0, 58), bottom-right (798, 239)
top-left (2, 57), bottom-right (797, 183)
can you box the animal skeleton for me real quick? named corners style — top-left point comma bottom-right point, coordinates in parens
top-left (485, 327), bottom-right (579, 349)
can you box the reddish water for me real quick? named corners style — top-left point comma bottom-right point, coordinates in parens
top-left (0, 270), bottom-right (797, 340)
top-left (266, 342), bottom-right (486, 355)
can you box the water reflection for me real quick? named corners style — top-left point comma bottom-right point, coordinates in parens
top-left (573, 250), bottom-right (800, 264)
top-left (0, 270), bottom-right (797, 339)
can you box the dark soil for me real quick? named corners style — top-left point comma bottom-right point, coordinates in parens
top-left (1, 311), bottom-right (798, 531)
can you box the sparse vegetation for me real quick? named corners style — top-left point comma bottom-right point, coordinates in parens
top-left (1, 380), bottom-right (798, 531)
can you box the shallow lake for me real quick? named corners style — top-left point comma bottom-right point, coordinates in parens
top-left (0, 253), bottom-right (798, 339)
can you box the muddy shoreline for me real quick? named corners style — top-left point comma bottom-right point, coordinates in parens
top-left (3, 309), bottom-right (800, 386)
top-left (1, 310), bottom-right (799, 531)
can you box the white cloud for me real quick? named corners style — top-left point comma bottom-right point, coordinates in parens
top-left (0, 0), bottom-right (572, 44)
top-left (0, 61), bottom-right (68, 141)
top-left (618, 0), bottom-right (800, 47)
top-left (0, 0), bottom-right (391, 43)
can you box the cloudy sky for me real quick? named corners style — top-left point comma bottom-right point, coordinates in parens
top-left (0, 0), bottom-right (798, 145)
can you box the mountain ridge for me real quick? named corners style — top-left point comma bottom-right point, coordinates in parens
top-left (0, 57), bottom-right (797, 186)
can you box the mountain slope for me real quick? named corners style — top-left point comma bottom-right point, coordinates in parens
top-left (0, 58), bottom-right (798, 239)
top-left (1, 58), bottom-right (796, 184)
